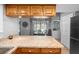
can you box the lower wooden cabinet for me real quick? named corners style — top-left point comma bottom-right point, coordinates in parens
top-left (12, 47), bottom-right (61, 54)
top-left (13, 48), bottom-right (40, 54)
top-left (41, 48), bottom-right (61, 54)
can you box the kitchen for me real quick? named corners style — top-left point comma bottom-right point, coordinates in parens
top-left (0, 4), bottom-right (79, 54)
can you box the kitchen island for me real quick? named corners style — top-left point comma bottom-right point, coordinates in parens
top-left (0, 36), bottom-right (68, 54)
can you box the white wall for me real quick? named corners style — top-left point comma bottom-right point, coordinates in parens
top-left (0, 5), bottom-right (19, 38)
top-left (0, 5), bottom-right (3, 32)
top-left (60, 13), bottom-right (73, 49)
top-left (0, 5), bottom-right (31, 38)
top-left (3, 5), bottom-right (19, 37)
top-left (57, 4), bottom-right (79, 12)
top-left (0, 4), bottom-right (78, 40)
top-left (0, 4), bottom-right (4, 38)
top-left (3, 16), bottom-right (19, 37)
top-left (51, 15), bottom-right (61, 41)
top-left (0, 5), bottom-right (32, 38)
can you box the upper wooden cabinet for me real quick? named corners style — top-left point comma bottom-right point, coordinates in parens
top-left (30, 6), bottom-right (43, 16)
top-left (43, 6), bottom-right (56, 16)
top-left (6, 5), bottom-right (18, 16)
top-left (6, 4), bottom-right (56, 16)
top-left (18, 5), bottom-right (30, 16)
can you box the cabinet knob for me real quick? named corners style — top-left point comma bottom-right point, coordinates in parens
top-left (28, 50), bottom-right (32, 52)
top-left (49, 51), bottom-right (52, 53)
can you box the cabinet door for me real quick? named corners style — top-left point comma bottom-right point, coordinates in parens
top-left (43, 6), bottom-right (56, 16)
top-left (13, 48), bottom-right (40, 54)
top-left (27, 48), bottom-right (40, 54)
top-left (41, 48), bottom-right (61, 54)
top-left (18, 5), bottom-right (30, 16)
top-left (31, 6), bottom-right (43, 16)
top-left (6, 5), bottom-right (18, 16)
top-left (12, 48), bottom-right (22, 54)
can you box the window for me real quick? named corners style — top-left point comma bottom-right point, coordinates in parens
top-left (52, 20), bottom-right (60, 31)
top-left (32, 19), bottom-right (49, 35)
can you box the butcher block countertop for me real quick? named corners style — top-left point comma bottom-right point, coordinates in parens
top-left (0, 36), bottom-right (68, 54)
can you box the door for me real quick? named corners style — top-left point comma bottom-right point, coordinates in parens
top-left (19, 18), bottom-right (30, 35)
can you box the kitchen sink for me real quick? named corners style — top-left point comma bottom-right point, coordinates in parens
top-left (0, 47), bottom-right (13, 54)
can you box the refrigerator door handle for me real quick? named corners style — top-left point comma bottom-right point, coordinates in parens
top-left (70, 36), bottom-right (79, 41)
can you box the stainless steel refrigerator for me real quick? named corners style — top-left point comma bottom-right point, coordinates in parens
top-left (70, 15), bottom-right (79, 54)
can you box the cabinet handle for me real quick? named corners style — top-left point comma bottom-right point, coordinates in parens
top-left (49, 51), bottom-right (53, 53)
top-left (28, 50), bottom-right (32, 52)
top-left (46, 13), bottom-right (52, 14)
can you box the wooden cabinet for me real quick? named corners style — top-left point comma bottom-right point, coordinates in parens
top-left (6, 5), bottom-right (18, 16)
top-left (41, 48), bottom-right (61, 54)
top-left (31, 6), bottom-right (43, 16)
top-left (18, 5), bottom-right (30, 16)
top-left (13, 48), bottom-right (40, 54)
top-left (12, 47), bottom-right (61, 54)
top-left (43, 6), bottom-right (56, 16)
top-left (21, 48), bottom-right (40, 54)
top-left (6, 4), bottom-right (56, 16)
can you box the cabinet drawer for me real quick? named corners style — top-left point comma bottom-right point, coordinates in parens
top-left (20, 48), bottom-right (28, 53)
top-left (14, 48), bottom-right (40, 54)
top-left (21, 48), bottom-right (40, 53)
top-left (41, 48), bottom-right (61, 54)
top-left (27, 48), bottom-right (40, 53)
top-left (13, 48), bottom-right (22, 54)
top-left (13, 48), bottom-right (61, 54)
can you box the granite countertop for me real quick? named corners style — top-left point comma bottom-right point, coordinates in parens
top-left (0, 36), bottom-right (66, 54)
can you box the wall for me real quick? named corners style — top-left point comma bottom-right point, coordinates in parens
top-left (3, 16), bottom-right (19, 37)
top-left (0, 5), bottom-right (18, 38)
top-left (0, 4), bottom-right (77, 40)
top-left (3, 5), bottom-right (30, 37)
top-left (57, 4), bottom-right (79, 12)
top-left (4, 5), bottom-right (19, 37)
top-left (0, 4), bottom-right (4, 38)
top-left (51, 14), bottom-right (61, 41)
top-left (60, 13), bottom-right (73, 49)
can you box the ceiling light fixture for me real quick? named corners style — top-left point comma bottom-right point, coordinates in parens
top-left (18, 16), bottom-right (22, 19)
top-left (33, 16), bottom-right (49, 19)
